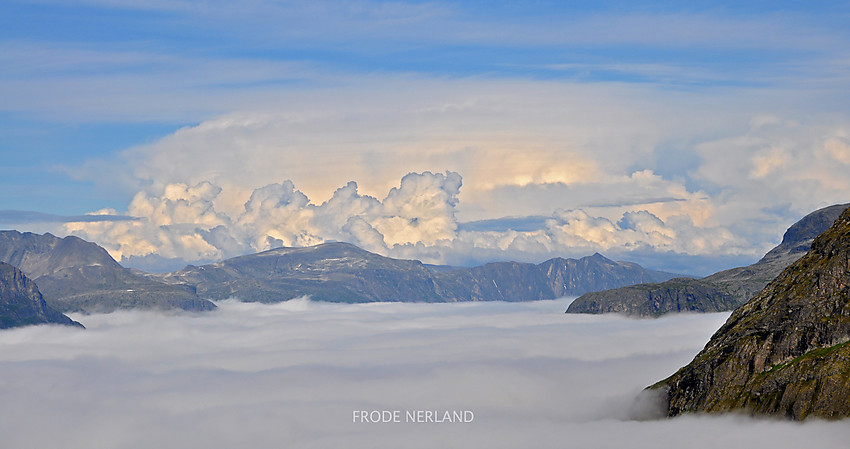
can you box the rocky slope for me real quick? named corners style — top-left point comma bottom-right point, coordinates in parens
top-left (567, 277), bottom-right (739, 317)
top-left (567, 203), bottom-right (849, 317)
top-left (0, 261), bottom-right (83, 329)
top-left (0, 231), bottom-right (215, 313)
top-left (652, 206), bottom-right (850, 420)
top-left (158, 243), bottom-right (678, 303)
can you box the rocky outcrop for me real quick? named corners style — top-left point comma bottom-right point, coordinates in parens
top-left (652, 206), bottom-right (850, 420)
top-left (567, 203), bottom-right (849, 317)
top-left (568, 277), bottom-right (738, 317)
top-left (0, 262), bottom-right (83, 329)
top-left (159, 243), bottom-right (678, 303)
top-left (0, 231), bottom-right (215, 313)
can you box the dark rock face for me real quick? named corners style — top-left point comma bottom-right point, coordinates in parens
top-left (161, 242), bottom-right (677, 303)
top-left (654, 206), bottom-right (850, 420)
top-left (568, 278), bottom-right (739, 317)
top-left (0, 231), bottom-right (215, 313)
top-left (567, 203), bottom-right (849, 317)
top-left (0, 262), bottom-right (83, 329)
top-left (434, 261), bottom-right (554, 302)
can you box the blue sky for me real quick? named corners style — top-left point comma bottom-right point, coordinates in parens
top-left (2, 0), bottom-right (850, 273)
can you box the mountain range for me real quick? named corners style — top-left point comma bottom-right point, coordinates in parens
top-left (0, 229), bottom-right (678, 324)
top-left (152, 243), bottom-right (678, 303)
top-left (566, 203), bottom-right (850, 317)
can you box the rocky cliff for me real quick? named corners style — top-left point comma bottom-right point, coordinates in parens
top-left (567, 277), bottom-right (738, 317)
top-left (0, 231), bottom-right (215, 313)
top-left (0, 261), bottom-right (83, 329)
top-left (652, 205), bottom-right (850, 420)
top-left (567, 203), bottom-right (849, 317)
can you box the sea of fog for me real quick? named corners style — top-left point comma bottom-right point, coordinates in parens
top-left (1, 297), bottom-right (848, 448)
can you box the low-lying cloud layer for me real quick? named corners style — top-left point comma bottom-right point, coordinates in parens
top-left (0, 299), bottom-right (847, 448)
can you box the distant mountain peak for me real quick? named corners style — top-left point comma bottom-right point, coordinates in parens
top-left (585, 252), bottom-right (613, 263)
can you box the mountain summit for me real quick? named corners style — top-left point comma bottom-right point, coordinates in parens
top-left (653, 205), bottom-right (850, 420)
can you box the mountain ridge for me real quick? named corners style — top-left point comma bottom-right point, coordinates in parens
top-left (1, 230), bottom-right (681, 309)
top-left (566, 203), bottom-right (850, 317)
top-left (155, 242), bottom-right (680, 303)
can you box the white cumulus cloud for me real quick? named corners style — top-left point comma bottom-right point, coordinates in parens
top-left (66, 172), bottom-right (468, 265)
top-left (64, 170), bottom-right (756, 273)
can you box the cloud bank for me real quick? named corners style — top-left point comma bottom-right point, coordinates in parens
top-left (63, 170), bottom-right (751, 272)
top-left (47, 76), bottom-right (849, 275)
top-left (0, 299), bottom-right (847, 448)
